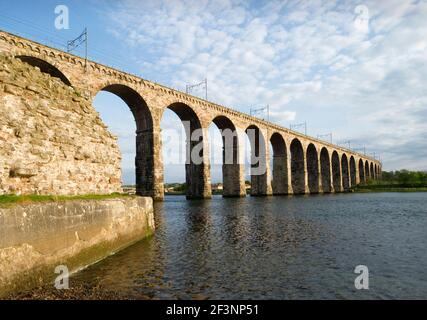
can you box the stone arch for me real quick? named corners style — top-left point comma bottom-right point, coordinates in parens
top-left (376, 164), bottom-right (381, 178)
top-left (15, 55), bottom-right (71, 86)
top-left (341, 154), bottom-right (350, 191)
top-left (94, 84), bottom-right (155, 197)
top-left (365, 160), bottom-right (370, 180)
top-left (290, 138), bottom-right (305, 194)
top-left (320, 148), bottom-right (332, 193)
top-left (270, 132), bottom-right (288, 195)
top-left (211, 115), bottom-right (245, 197)
top-left (359, 159), bottom-right (365, 183)
top-left (332, 151), bottom-right (341, 192)
top-left (164, 102), bottom-right (210, 199)
top-left (349, 156), bottom-right (356, 186)
top-left (370, 162), bottom-right (375, 180)
top-left (101, 84), bottom-right (153, 131)
top-left (245, 125), bottom-right (268, 196)
top-left (306, 143), bottom-right (319, 194)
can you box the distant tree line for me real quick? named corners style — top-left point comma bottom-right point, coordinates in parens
top-left (376, 170), bottom-right (427, 187)
top-left (164, 183), bottom-right (186, 192)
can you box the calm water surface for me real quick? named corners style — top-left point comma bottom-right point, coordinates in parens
top-left (72, 193), bottom-right (427, 299)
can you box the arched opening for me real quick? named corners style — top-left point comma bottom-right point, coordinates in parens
top-left (370, 162), bottom-right (375, 180)
top-left (270, 132), bottom-right (288, 195)
top-left (16, 55), bottom-right (71, 86)
top-left (320, 148), bottom-right (331, 193)
top-left (210, 116), bottom-right (244, 197)
top-left (365, 160), bottom-right (372, 181)
top-left (350, 156), bottom-right (356, 186)
top-left (341, 154), bottom-right (350, 191)
top-left (92, 84), bottom-right (153, 196)
top-left (359, 159), bottom-right (365, 183)
top-left (290, 138), bottom-right (305, 194)
top-left (306, 144), bottom-right (319, 194)
top-left (162, 102), bottom-right (210, 199)
top-left (332, 151), bottom-right (341, 192)
top-left (245, 125), bottom-right (268, 196)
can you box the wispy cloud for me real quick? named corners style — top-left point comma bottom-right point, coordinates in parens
top-left (99, 0), bottom-right (427, 176)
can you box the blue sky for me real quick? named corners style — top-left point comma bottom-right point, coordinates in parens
top-left (1, 0), bottom-right (426, 184)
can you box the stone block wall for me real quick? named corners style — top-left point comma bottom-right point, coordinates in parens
top-left (0, 197), bottom-right (154, 297)
top-left (0, 54), bottom-right (122, 195)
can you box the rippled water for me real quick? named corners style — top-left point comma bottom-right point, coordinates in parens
top-left (71, 193), bottom-right (427, 299)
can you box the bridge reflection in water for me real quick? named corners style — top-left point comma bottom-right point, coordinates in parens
top-left (69, 193), bottom-right (427, 299)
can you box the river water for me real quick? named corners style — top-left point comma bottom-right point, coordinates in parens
top-left (71, 193), bottom-right (427, 299)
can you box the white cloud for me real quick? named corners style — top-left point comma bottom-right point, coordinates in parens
top-left (270, 110), bottom-right (297, 122)
top-left (101, 0), bottom-right (427, 176)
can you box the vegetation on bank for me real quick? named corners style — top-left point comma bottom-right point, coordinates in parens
top-left (164, 171), bottom-right (427, 194)
top-left (352, 170), bottom-right (427, 193)
top-left (162, 183), bottom-right (185, 195)
top-left (0, 193), bottom-right (133, 207)
top-left (6, 169), bottom-right (423, 204)
top-left (352, 184), bottom-right (427, 192)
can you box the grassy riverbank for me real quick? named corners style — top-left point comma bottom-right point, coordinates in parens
top-left (353, 170), bottom-right (427, 193)
top-left (352, 185), bottom-right (427, 192)
top-left (0, 193), bottom-right (132, 207)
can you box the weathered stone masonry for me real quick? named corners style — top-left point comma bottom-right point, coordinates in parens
top-left (0, 30), bottom-right (382, 200)
top-left (0, 54), bottom-right (122, 195)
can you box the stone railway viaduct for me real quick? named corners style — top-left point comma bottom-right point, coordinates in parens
top-left (0, 30), bottom-right (381, 200)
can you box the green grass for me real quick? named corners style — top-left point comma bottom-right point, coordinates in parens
top-left (351, 183), bottom-right (427, 193)
top-left (0, 193), bottom-right (133, 207)
top-left (352, 187), bottom-right (427, 193)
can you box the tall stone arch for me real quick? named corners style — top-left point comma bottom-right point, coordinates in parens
top-left (290, 138), bottom-right (306, 194)
top-left (306, 143), bottom-right (319, 194)
top-left (341, 154), bottom-right (350, 191)
top-left (163, 102), bottom-right (211, 199)
top-left (320, 147), bottom-right (332, 193)
top-left (270, 132), bottom-right (288, 195)
top-left (92, 84), bottom-right (159, 198)
top-left (365, 160), bottom-right (370, 180)
top-left (349, 156), bottom-right (356, 186)
top-left (245, 125), bottom-right (270, 196)
top-left (332, 151), bottom-right (342, 192)
top-left (359, 159), bottom-right (365, 183)
top-left (211, 115), bottom-right (245, 197)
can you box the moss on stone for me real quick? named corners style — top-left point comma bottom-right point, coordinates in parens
top-left (0, 193), bottom-right (133, 208)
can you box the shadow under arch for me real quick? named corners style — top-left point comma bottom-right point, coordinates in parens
top-left (375, 164), bottom-right (380, 178)
top-left (349, 156), bottom-right (356, 186)
top-left (359, 159), bottom-right (365, 183)
top-left (320, 147), bottom-right (332, 193)
top-left (306, 143), bottom-right (319, 194)
top-left (95, 84), bottom-right (155, 197)
top-left (163, 102), bottom-right (210, 199)
top-left (16, 55), bottom-right (72, 86)
top-left (341, 153), bottom-right (350, 191)
top-left (270, 132), bottom-right (288, 195)
top-left (245, 124), bottom-right (269, 196)
top-left (211, 115), bottom-right (245, 197)
top-left (332, 151), bottom-right (341, 192)
top-left (365, 160), bottom-right (370, 181)
top-left (290, 138), bottom-right (305, 195)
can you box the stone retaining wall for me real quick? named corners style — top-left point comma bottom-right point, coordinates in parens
top-left (0, 197), bottom-right (154, 297)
